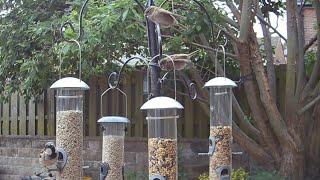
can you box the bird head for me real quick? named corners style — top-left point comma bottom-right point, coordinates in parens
top-left (144, 6), bottom-right (156, 17)
top-left (44, 142), bottom-right (56, 155)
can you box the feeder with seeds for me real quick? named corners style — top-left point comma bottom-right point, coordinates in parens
top-left (199, 77), bottom-right (236, 180)
top-left (98, 73), bottom-right (130, 180)
top-left (50, 41), bottom-right (89, 180)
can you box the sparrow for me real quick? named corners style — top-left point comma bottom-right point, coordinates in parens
top-left (159, 51), bottom-right (198, 71)
top-left (39, 142), bottom-right (58, 169)
top-left (145, 6), bottom-right (182, 28)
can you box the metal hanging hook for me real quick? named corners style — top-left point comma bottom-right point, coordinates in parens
top-left (100, 85), bottom-right (128, 118)
top-left (215, 29), bottom-right (228, 47)
top-left (60, 0), bottom-right (90, 42)
top-left (59, 39), bottom-right (83, 81)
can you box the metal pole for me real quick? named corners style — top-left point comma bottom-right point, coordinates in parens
top-left (146, 0), bottom-right (161, 97)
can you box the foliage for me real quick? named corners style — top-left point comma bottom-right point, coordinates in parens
top-left (198, 173), bottom-right (209, 180)
top-left (248, 169), bottom-right (284, 180)
top-left (0, 0), bottom-right (233, 100)
top-left (198, 168), bottom-right (249, 180)
top-left (232, 168), bottom-right (249, 180)
top-left (305, 51), bottom-right (317, 77)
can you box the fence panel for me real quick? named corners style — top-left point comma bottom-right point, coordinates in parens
top-left (0, 71), bottom-right (212, 138)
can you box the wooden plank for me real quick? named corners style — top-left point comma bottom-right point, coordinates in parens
top-left (37, 94), bottom-right (45, 135)
top-left (2, 99), bottom-right (9, 135)
top-left (0, 103), bottom-right (2, 135)
top-left (99, 76), bottom-right (108, 117)
top-left (184, 96), bottom-right (194, 138)
top-left (88, 77), bottom-right (98, 136)
top-left (198, 101), bottom-right (209, 138)
top-left (28, 97), bottom-right (36, 135)
top-left (10, 92), bottom-right (18, 135)
top-left (134, 72), bottom-right (144, 137)
top-left (19, 94), bottom-right (27, 135)
top-left (46, 89), bottom-right (55, 136)
top-left (123, 74), bottom-right (132, 136)
top-left (98, 76), bottom-right (108, 136)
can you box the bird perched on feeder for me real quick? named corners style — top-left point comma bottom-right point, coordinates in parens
top-left (159, 51), bottom-right (199, 71)
top-left (39, 142), bottom-right (58, 169)
top-left (145, 6), bottom-right (183, 28)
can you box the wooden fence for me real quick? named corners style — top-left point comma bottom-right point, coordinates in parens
top-left (0, 71), bottom-right (210, 138)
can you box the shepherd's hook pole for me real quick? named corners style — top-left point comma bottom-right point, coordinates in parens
top-left (146, 0), bottom-right (161, 98)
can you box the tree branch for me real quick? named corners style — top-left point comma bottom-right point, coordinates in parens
top-left (298, 95), bottom-right (320, 115)
top-left (304, 34), bottom-right (317, 53)
top-left (256, 14), bottom-right (287, 42)
top-left (258, 9), bottom-right (276, 101)
top-left (233, 122), bottom-right (274, 169)
top-left (226, 0), bottom-right (241, 22)
top-left (239, 0), bottom-right (253, 42)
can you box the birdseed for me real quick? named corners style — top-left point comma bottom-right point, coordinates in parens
top-left (56, 110), bottom-right (83, 180)
top-left (102, 135), bottom-right (125, 180)
top-left (148, 138), bottom-right (177, 180)
top-left (209, 126), bottom-right (232, 179)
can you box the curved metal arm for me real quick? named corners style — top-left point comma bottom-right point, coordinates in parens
top-left (114, 56), bottom-right (150, 90)
top-left (61, 0), bottom-right (90, 42)
top-left (59, 39), bottom-right (83, 81)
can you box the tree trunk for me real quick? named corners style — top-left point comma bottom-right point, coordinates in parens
top-left (280, 146), bottom-right (305, 180)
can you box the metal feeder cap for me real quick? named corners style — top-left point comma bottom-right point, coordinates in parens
top-left (50, 77), bottom-right (90, 90)
top-left (140, 96), bottom-right (184, 110)
top-left (204, 77), bottom-right (237, 88)
top-left (97, 116), bottom-right (130, 123)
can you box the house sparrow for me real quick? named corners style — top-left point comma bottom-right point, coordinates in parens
top-left (39, 142), bottom-right (58, 168)
top-left (159, 51), bottom-right (198, 71)
top-left (145, 6), bottom-right (182, 28)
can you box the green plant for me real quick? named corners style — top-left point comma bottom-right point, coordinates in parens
top-left (248, 169), bottom-right (284, 180)
top-left (198, 173), bottom-right (209, 180)
top-left (232, 168), bottom-right (249, 180)
top-left (198, 168), bottom-right (249, 180)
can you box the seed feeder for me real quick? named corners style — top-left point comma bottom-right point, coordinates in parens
top-left (50, 40), bottom-right (89, 179)
top-left (141, 96), bottom-right (183, 180)
top-left (199, 77), bottom-right (236, 180)
top-left (140, 54), bottom-right (184, 180)
top-left (98, 72), bottom-right (130, 180)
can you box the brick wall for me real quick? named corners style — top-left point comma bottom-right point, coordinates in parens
top-left (0, 136), bottom-right (249, 180)
top-left (303, 7), bottom-right (317, 51)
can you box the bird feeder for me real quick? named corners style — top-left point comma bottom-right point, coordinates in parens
top-left (202, 77), bottom-right (236, 180)
top-left (98, 82), bottom-right (130, 180)
top-left (50, 41), bottom-right (89, 179)
top-left (141, 96), bottom-right (183, 180)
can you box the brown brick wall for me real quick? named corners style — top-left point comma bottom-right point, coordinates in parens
top-left (303, 7), bottom-right (317, 51)
top-left (0, 136), bottom-right (249, 180)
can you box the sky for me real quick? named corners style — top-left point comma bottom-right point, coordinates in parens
top-left (254, 12), bottom-right (287, 38)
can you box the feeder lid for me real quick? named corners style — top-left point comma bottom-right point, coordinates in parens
top-left (204, 77), bottom-right (237, 88)
top-left (50, 77), bottom-right (89, 90)
top-left (140, 96), bottom-right (184, 110)
top-left (97, 116), bottom-right (130, 123)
